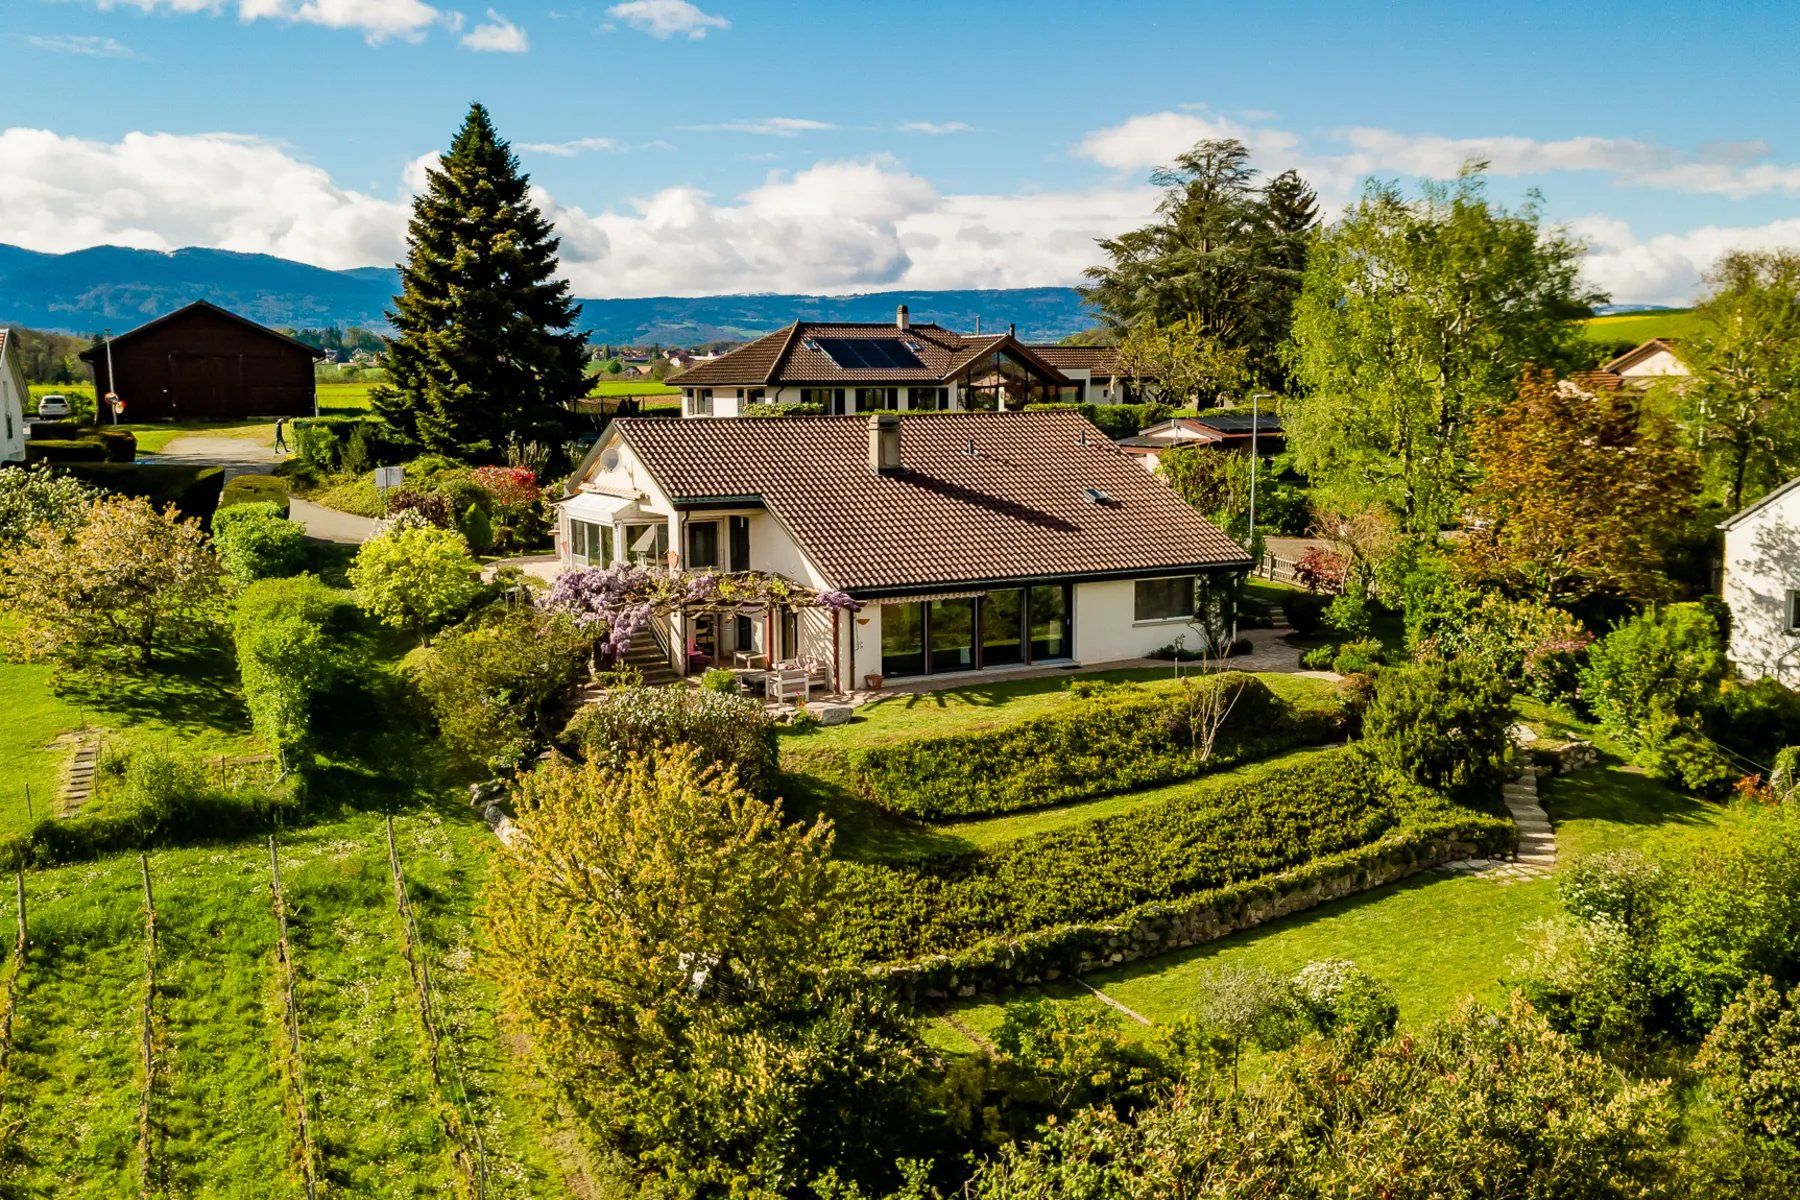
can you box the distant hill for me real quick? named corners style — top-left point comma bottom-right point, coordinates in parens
top-left (1577, 307), bottom-right (1701, 346)
top-left (0, 243), bottom-right (1097, 346)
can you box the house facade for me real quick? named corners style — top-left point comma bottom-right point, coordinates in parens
top-left (556, 410), bottom-right (1251, 690)
top-left (668, 308), bottom-right (1090, 419)
top-left (0, 329), bottom-right (27, 463)
top-left (1116, 413), bottom-right (1286, 470)
top-left (79, 301), bottom-right (323, 422)
top-left (1574, 337), bottom-right (1690, 392)
top-left (1720, 476), bottom-right (1800, 688)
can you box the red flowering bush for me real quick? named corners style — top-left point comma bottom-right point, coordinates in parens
top-left (471, 465), bottom-right (541, 509)
top-left (1294, 546), bottom-right (1348, 595)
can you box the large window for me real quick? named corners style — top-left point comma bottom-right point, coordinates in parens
top-left (570, 519), bottom-right (612, 567)
top-left (685, 389), bottom-right (713, 417)
top-left (928, 597), bottom-right (977, 673)
top-left (881, 603), bottom-right (925, 678)
top-left (1134, 575), bottom-right (1197, 623)
top-left (1029, 585), bottom-right (1071, 661)
top-left (855, 387), bottom-right (899, 412)
top-left (802, 387), bottom-right (847, 414)
top-left (909, 386), bottom-right (948, 411)
top-left (686, 520), bottom-right (720, 569)
top-left (980, 589), bottom-right (1025, 668)
top-left (626, 522), bottom-right (670, 567)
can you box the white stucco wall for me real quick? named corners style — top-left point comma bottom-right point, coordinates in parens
top-left (1618, 347), bottom-right (1689, 382)
top-left (0, 342), bottom-right (27, 462)
top-left (1723, 488), bottom-right (1800, 687)
top-left (1073, 578), bottom-right (1206, 663)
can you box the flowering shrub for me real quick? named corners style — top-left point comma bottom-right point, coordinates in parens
top-left (540, 564), bottom-right (858, 663)
top-left (471, 465), bottom-right (541, 509)
top-left (564, 686), bottom-right (777, 795)
top-left (383, 487), bottom-right (454, 528)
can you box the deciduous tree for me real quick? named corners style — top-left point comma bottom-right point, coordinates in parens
top-left (1116, 314), bottom-right (1251, 406)
top-left (1684, 249), bottom-right (1800, 511)
top-left (373, 102), bottom-right (588, 460)
top-left (346, 524), bottom-right (481, 634)
top-left (0, 495), bottom-right (220, 669)
top-left (1459, 371), bottom-right (1698, 605)
top-left (1284, 170), bottom-right (1598, 534)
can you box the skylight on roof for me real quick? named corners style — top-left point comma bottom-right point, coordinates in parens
top-left (813, 337), bottom-right (925, 370)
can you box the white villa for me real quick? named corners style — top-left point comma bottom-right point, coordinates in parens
top-left (556, 410), bottom-right (1251, 691)
top-left (668, 307), bottom-right (1130, 419)
top-left (1721, 476), bottom-right (1800, 688)
top-left (0, 330), bottom-right (27, 463)
top-left (1575, 337), bottom-right (1690, 392)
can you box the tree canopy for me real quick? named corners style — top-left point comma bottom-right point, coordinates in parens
top-left (373, 102), bottom-right (588, 461)
top-left (1282, 170), bottom-right (1599, 535)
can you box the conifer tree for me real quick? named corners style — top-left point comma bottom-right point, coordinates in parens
top-left (375, 102), bottom-right (587, 460)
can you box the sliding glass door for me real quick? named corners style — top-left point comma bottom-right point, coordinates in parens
top-left (1028, 585), bottom-right (1072, 662)
top-left (879, 584), bottom-right (1072, 679)
top-left (927, 597), bottom-right (977, 673)
top-left (980, 589), bottom-right (1025, 668)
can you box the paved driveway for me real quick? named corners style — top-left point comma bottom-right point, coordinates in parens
top-left (288, 497), bottom-right (376, 544)
top-left (143, 434), bottom-right (282, 480)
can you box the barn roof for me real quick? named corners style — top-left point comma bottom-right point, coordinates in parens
top-left (78, 301), bottom-right (326, 361)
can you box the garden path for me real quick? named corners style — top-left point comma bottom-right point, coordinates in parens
top-left (1442, 768), bottom-right (1555, 884)
top-left (142, 433), bottom-right (281, 480)
top-left (288, 496), bottom-right (376, 544)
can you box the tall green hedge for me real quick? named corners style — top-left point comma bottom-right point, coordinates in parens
top-left (57, 463), bottom-right (225, 523)
top-left (826, 748), bottom-right (1473, 963)
top-left (291, 416), bottom-right (406, 471)
top-left (848, 673), bottom-right (1342, 820)
top-left (219, 472), bottom-right (290, 517)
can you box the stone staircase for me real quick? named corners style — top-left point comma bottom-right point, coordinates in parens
top-left (621, 633), bottom-right (682, 687)
top-left (1442, 767), bottom-right (1556, 884)
top-left (59, 731), bottom-right (101, 818)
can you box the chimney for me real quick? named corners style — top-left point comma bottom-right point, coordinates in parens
top-left (896, 304), bottom-right (910, 330)
top-left (868, 413), bottom-right (902, 474)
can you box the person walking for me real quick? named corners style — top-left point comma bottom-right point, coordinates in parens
top-left (273, 417), bottom-right (288, 455)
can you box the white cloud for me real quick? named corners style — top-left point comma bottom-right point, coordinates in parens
top-left (1572, 214), bottom-right (1800, 306)
top-left (1078, 109), bottom-right (1300, 172)
top-left (0, 126), bottom-right (409, 269)
top-left (605, 0), bottom-right (728, 39)
top-left (899, 121), bottom-right (975, 136)
top-left (520, 136), bottom-right (626, 157)
top-left (22, 33), bottom-right (141, 58)
top-left (460, 8), bottom-right (527, 51)
top-left (90, 0), bottom-right (444, 43)
top-left (683, 117), bottom-right (836, 137)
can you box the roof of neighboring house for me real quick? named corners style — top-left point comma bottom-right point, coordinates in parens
top-left (1571, 369), bottom-right (1626, 392)
top-left (78, 300), bottom-right (326, 361)
top-left (1026, 345), bottom-right (1121, 377)
top-left (669, 321), bottom-right (1071, 388)
top-left (605, 410), bottom-right (1249, 593)
top-left (1719, 474), bottom-right (1800, 532)
top-left (1600, 337), bottom-right (1685, 375)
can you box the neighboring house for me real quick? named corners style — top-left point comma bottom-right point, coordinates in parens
top-left (668, 306), bottom-right (1081, 419)
top-left (1720, 476), bottom-right (1800, 688)
top-left (1115, 413), bottom-right (1285, 470)
top-left (557, 410), bottom-right (1251, 689)
top-left (80, 301), bottom-right (324, 422)
top-left (1573, 337), bottom-right (1690, 392)
top-left (0, 329), bottom-right (26, 462)
top-left (1025, 345), bottom-right (1138, 404)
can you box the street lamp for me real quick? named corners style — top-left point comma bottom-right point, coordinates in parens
top-left (1248, 392), bottom-right (1274, 553)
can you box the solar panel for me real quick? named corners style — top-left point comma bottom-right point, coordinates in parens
top-left (813, 337), bottom-right (924, 370)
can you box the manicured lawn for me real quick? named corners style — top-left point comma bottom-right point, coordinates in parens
top-left (316, 381), bottom-right (378, 412)
top-left (586, 379), bottom-right (678, 397)
top-left (940, 709), bottom-right (1747, 1045)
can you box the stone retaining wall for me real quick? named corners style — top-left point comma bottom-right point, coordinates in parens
top-left (868, 820), bottom-right (1512, 1004)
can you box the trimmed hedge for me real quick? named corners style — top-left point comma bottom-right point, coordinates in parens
top-left (57, 463), bottom-right (225, 523)
top-left (826, 748), bottom-right (1500, 965)
top-left (565, 686), bottom-right (778, 797)
top-left (743, 401), bottom-right (826, 418)
top-left (220, 472), bottom-right (291, 517)
top-left (25, 438), bottom-right (108, 464)
top-left (848, 673), bottom-right (1342, 820)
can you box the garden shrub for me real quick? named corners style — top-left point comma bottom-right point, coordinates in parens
top-left (25, 438), bottom-right (109, 463)
top-left (291, 416), bottom-right (403, 471)
top-left (458, 503), bottom-right (494, 554)
top-left (233, 574), bottom-right (353, 771)
top-left (1331, 637), bottom-right (1385, 676)
top-left (347, 525), bottom-right (482, 634)
top-left (219, 472), bottom-right (290, 516)
top-left (699, 668), bottom-right (739, 695)
top-left (59, 463), bottom-right (225, 523)
top-left (1324, 592), bottom-right (1371, 639)
top-left (1696, 976), bottom-right (1800, 1154)
top-left (384, 486), bottom-right (454, 527)
top-left (1281, 590), bottom-right (1326, 637)
top-left (212, 501), bottom-right (308, 581)
top-left (0, 461), bottom-right (95, 552)
top-left (742, 402), bottom-right (826, 418)
top-left (1406, 575), bottom-right (1593, 702)
top-left (1360, 660), bottom-right (1515, 803)
top-left (564, 686), bottom-right (777, 796)
top-left (407, 605), bottom-right (590, 772)
top-left (1706, 677), bottom-right (1800, 767)
top-left (1774, 745), bottom-right (1800, 800)
top-left (1300, 644), bottom-right (1336, 670)
top-left (825, 748), bottom-right (1479, 962)
top-left (1290, 960), bottom-right (1400, 1046)
top-left (847, 673), bottom-right (1341, 820)
top-left (1581, 603), bottom-right (1725, 750)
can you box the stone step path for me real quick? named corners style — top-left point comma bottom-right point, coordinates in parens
top-left (1441, 768), bottom-right (1556, 884)
top-left (58, 732), bottom-right (101, 818)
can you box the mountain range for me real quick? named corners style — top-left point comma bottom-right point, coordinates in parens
top-left (0, 244), bottom-right (1097, 346)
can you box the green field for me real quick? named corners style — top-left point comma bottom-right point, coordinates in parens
top-left (1576, 308), bottom-right (1701, 346)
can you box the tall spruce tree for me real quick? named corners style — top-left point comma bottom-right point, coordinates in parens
top-left (375, 102), bottom-right (587, 460)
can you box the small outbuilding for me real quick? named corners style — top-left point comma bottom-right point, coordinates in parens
top-left (80, 301), bottom-right (323, 422)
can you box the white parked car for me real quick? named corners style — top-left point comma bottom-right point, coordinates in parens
top-left (34, 394), bottom-right (71, 419)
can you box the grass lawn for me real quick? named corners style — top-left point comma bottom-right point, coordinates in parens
top-left (115, 420), bottom-right (278, 453)
top-left (1577, 308), bottom-right (1701, 346)
top-left (940, 708), bottom-right (1746, 1047)
top-left (0, 642), bottom-right (260, 836)
top-left (316, 381), bottom-right (378, 413)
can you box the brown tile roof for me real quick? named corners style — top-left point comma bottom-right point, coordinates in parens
top-left (668, 321), bottom-right (1070, 387)
top-left (1026, 345), bottom-right (1120, 377)
top-left (610, 410), bottom-right (1249, 593)
top-left (1571, 369), bottom-right (1625, 391)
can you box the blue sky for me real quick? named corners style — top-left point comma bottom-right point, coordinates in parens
top-left (3, 0), bottom-right (1798, 302)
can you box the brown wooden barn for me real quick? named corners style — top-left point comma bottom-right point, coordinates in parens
top-left (80, 301), bottom-right (324, 422)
